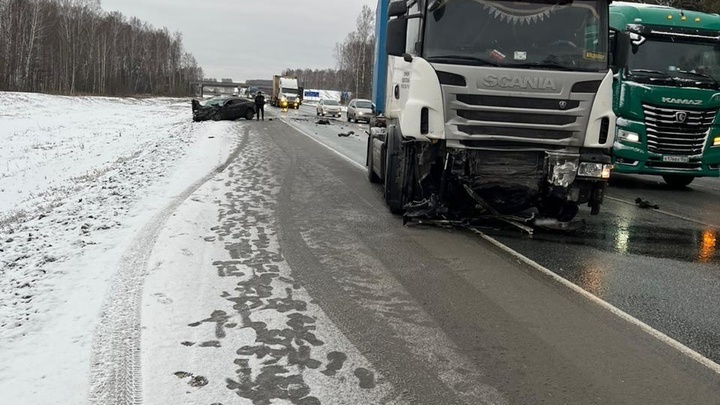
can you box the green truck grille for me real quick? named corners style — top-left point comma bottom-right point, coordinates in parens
top-left (643, 104), bottom-right (716, 155)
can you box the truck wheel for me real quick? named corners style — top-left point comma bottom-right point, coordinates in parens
top-left (366, 133), bottom-right (381, 184)
top-left (384, 127), bottom-right (407, 214)
top-left (662, 175), bottom-right (694, 188)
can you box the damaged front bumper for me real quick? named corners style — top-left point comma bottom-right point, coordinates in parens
top-left (404, 146), bottom-right (612, 228)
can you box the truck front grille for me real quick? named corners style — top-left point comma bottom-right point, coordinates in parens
top-left (643, 104), bottom-right (715, 155)
top-left (452, 93), bottom-right (584, 149)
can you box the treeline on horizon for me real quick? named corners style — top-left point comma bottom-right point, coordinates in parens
top-left (0, 0), bottom-right (203, 97)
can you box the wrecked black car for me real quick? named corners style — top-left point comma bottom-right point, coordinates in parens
top-left (191, 96), bottom-right (256, 122)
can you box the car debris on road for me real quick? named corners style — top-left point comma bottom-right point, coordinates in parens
top-left (635, 197), bottom-right (659, 209)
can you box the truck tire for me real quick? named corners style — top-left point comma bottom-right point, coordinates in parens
top-left (662, 175), bottom-right (694, 188)
top-left (384, 126), bottom-right (407, 214)
top-left (366, 133), bottom-right (381, 184)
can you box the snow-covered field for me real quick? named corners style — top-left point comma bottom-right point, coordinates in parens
top-left (0, 92), bottom-right (239, 404)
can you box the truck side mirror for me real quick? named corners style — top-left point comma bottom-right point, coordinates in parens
top-left (387, 17), bottom-right (408, 57)
top-left (610, 28), bottom-right (631, 73)
top-left (388, 1), bottom-right (407, 17)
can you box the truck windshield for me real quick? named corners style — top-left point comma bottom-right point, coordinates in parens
top-left (423, 0), bottom-right (608, 72)
top-left (627, 36), bottom-right (720, 89)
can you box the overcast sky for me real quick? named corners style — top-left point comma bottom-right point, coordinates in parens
top-left (100, 0), bottom-right (377, 82)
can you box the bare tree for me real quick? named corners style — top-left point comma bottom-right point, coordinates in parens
top-left (331, 5), bottom-right (375, 99)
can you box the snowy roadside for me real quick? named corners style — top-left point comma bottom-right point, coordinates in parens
top-left (0, 92), bottom-right (242, 404)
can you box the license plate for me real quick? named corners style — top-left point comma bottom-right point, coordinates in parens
top-left (662, 155), bottom-right (690, 163)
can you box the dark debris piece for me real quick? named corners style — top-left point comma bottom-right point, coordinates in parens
top-left (188, 375), bottom-right (209, 387)
top-left (338, 131), bottom-right (354, 137)
top-left (635, 197), bottom-right (659, 209)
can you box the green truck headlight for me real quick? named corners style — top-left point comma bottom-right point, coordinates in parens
top-left (578, 162), bottom-right (613, 179)
top-left (714, 136), bottom-right (720, 146)
top-left (617, 129), bottom-right (640, 143)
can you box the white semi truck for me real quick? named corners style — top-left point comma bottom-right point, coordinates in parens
top-left (272, 75), bottom-right (301, 109)
top-left (368, 0), bottom-right (630, 222)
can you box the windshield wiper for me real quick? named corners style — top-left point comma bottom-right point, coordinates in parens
top-left (675, 69), bottom-right (720, 87)
top-left (512, 61), bottom-right (577, 71)
top-left (426, 55), bottom-right (499, 67)
top-left (628, 69), bottom-right (678, 85)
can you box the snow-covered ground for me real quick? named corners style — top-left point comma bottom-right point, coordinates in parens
top-left (0, 92), bottom-right (239, 404)
top-left (1, 93), bottom-right (503, 404)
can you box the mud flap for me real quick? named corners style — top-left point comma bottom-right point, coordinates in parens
top-left (384, 126), bottom-right (407, 214)
top-left (588, 182), bottom-right (606, 215)
top-left (366, 130), bottom-right (382, 184)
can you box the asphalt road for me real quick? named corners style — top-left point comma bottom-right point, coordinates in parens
top-left (280, 104), bottom-right (720, 368)
top-left (162, 103), bottom-right (720, 404)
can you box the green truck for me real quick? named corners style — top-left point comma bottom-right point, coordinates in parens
top-left (610, 2), bottom-right (720, 187)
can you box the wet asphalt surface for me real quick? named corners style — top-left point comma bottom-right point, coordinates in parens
top-left (281, 105), bottom-right (720, 367)
top-left (488, 175), bottom-right (720, 365)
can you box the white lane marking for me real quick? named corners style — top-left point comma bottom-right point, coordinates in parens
top-left (606, 196), bottom-right (720, 229)
top-left (473, 229), bottom-right (720, 377)
top-left (279, 115), bottom-right (366, 171)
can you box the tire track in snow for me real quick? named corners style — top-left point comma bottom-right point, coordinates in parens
top-left (88, 126), bottom-right (249, 405)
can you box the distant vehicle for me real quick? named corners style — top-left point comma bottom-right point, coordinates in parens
top-left (272, 75), bottom-right (301, 109)
top-left (316, 99), bottom-right (341, 117)
top-left (347, 99), bottom-right (374, 123)
top-left (191, 96), bottom-right (256, 122)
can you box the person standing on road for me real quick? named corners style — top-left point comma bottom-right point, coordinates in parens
top-left (254, 91), bottom-right (265, 121)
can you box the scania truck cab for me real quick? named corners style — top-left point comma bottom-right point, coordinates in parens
top-left (610, 2), bottom-right (720, 188)
top-left (368, 0), bottom-right (629, 221)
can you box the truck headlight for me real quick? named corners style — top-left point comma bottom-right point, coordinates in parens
top-left (713, 136), bottom-right (720, 146)
top-left (617, 129), bottom-right (640, 143)
top-left (547, 153), bottom-right (579, 187)
top-left (578, 162), bottom-right (613, 179)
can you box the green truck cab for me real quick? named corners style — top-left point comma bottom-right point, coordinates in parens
top-left (610, 2), bottom-right (720, 187)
